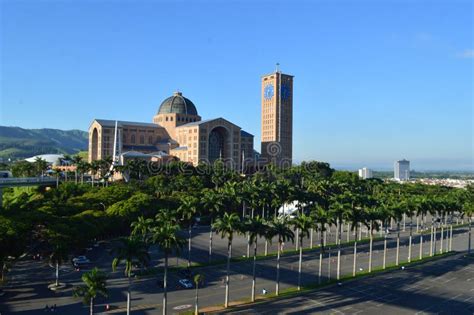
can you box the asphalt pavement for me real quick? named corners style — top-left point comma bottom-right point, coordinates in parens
top-left (0, 219), bottom-right (472, 314)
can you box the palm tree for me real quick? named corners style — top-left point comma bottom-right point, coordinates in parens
top-left (71, 155), bottom-right (83, 184)
top-left (178, 195), bottom-right (199, 267)
top-left (77, 161), bottom-right (90, 184)
top-left (416, 196), bottom-right (431, 260)
top-left (405, 198), bottom-right (415, 262)
top-left (53, 168), bottom-right (61, 188)
top-left (212, 212), bottom-right (241, 308)
top-left (347, 201), bottom-right (365, 276)
top-left (258, 179), bottom-right (277, 255)
top-left (461, 193), bottom-right (473, 254)
top-left (111, 236), bottom-right (150, 315)
top-left (377, 201), bottom-right (392, 269)
top-left (131, 216), bottom-right (154, 246)
top-left (311, 204), bottom-right (331, 284)
top-left (292, 212), bottom-right (313, 290)
top-left (193, 273), bottom-right (205, 315)
top-left (90, 160), bottom-right (101, 186)
top-left (73, 267), bottom-right (108, 315)
top-left (243, 215), bottom-right (267, 301)
top-left (392, 200), bottom-right (404, 266)
top-left (364, 206), bottom-right (381, 272)
top-left (151, 223), bottom-right (185, 315)
top-left (49, 242), bottom-right (68, 287)
top-left (429, 200), bottom-right (437, 256)
top-left (201, 188), bottom-right (224, 262)
top-left (329, 191), bottom-right (351, 280)
top-left (267, 215), bottom-right (294, 296)
top-left (33, 157), bottom-right (48, 177)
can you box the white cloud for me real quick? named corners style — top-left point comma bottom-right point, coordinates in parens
top-left (457, 49), bottom-right (474, 58)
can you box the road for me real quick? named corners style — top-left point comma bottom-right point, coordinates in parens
top-left (0, 221), bottom-right (472, 314)
top-left (216, 252), bottom-right (474, 314)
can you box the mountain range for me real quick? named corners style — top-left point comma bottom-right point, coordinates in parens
top-left (0, 126), bottom-right (88, 160)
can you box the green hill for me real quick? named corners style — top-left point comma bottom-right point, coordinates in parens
top-left (0, 126), bottom-right (88, 160)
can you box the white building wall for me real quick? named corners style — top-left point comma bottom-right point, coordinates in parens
top-left (394, 160), bottom-right (410, 181)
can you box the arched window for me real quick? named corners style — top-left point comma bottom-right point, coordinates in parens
top-left (131, 135), bottom-right (136, 143)
top-left (148, 136), bottom-right (153, 144)
top-left (140, 135), bottom-right (145, 144)
top-left (166, 116), bottom-right (169, 122)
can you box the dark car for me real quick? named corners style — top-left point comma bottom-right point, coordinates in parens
top-left (178, 279), bottom-right (193, 289)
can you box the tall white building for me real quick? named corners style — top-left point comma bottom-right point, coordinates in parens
top-left (394, 159), bottom-right (410, 181)
top-left (358, 167), bottom-right (373, 179)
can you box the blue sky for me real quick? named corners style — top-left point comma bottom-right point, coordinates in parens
top-left (1, 0), bottom-right (472, 170)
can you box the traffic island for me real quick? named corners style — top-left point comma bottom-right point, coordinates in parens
top-left (47, 282), bottom-right (67, 291)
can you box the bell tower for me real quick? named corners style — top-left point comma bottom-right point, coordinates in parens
top-left (261, 66), bottom-right (293, 167)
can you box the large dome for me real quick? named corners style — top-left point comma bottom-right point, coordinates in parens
top-left (158, 92), bottom-right (198, 116)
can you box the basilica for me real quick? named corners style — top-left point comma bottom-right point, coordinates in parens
top-left (88, 91), bottom-right (254, 171)
top-left (88, 70), bottom-right (293, 171)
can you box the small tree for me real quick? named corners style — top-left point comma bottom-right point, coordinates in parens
top-left (193, 273), bottom-right (205, 315)
top-left (151, 222), bottom-right (185, 315)
top-left (111, 236), bottom-right (150, 315)
top-left (292, 212), bottom-right (313, 290)
top-left (242, 215), bottom-right (266, 301)
top-left (49, 241), bottom-right (68, 287)
top-left (212, 212), bottom-right (241, 308)
top-left (267, 216), bottom-right (294, 296)
top-left (73, 267), bottom-right (108, 315)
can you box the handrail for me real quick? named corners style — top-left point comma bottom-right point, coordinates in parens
top-left (0, 177), bottom-right (57, 184)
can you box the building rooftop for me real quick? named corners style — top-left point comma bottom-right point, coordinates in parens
top-left (179, 117), bottom-right (240, 129)
top-left (94, 119), bottom-right (159, 128)
top-left (25, 154), bottom-right (64, 165)
top-left (241, 130), bottom-right (254, 137)
top-left (157, 91), bottom-right (198, 116)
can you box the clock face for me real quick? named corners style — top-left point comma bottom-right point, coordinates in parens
top-left (281, 84), bottom-right (291, 100)
top-left (264, 84), bottom-right (274, 100)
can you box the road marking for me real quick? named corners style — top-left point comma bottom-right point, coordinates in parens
top-left (173, 304), bottom-right (192, 310)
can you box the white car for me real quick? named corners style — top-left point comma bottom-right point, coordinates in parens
top-left (72, 256), bottom-right (90, 264)
top-left (178, 279), bottom-right (193, 289)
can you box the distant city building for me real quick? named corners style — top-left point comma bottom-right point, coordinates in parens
top-left (260, 67), bottom-right (293, 167)
top-left (358, 167), bottom-right (373, 179)
top-left (394, 159), bottom-right (410, 181)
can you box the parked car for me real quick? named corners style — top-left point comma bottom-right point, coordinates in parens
top-left (72, 256), bottom-right (90, 264)
top-left (178, 278), bottom-right (193, 289)
top-left (72, 256), bottom-right (90, 268)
